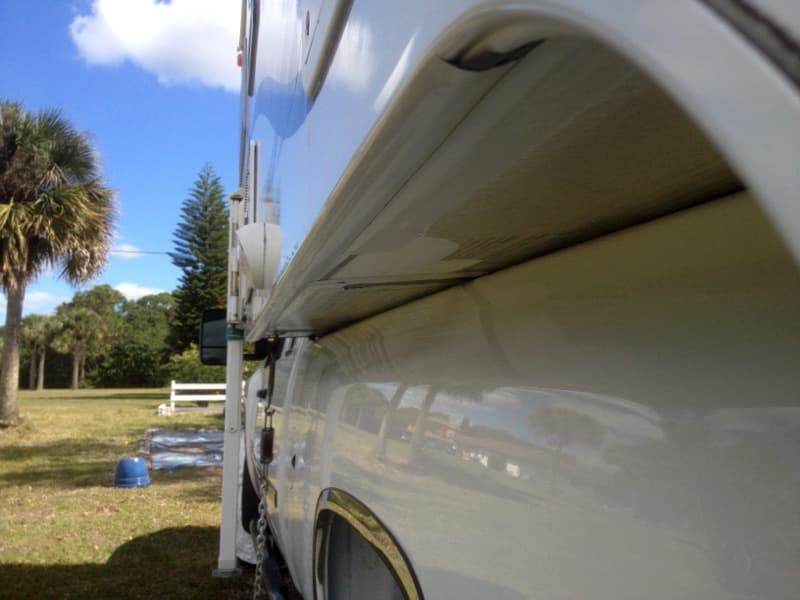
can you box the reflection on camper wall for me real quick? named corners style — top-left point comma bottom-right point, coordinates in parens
top-left (274, 195), bottom-right (800, 599)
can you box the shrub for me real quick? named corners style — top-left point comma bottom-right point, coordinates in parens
top-left (164, 344), bottom-right (226, 383)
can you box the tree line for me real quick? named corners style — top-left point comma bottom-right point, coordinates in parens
top-left (5, 163), bottom-right (229, 390)
top-left (1, 100), bottom-right (229, 424)
top-left (10, 284), bottom-right (224, 390)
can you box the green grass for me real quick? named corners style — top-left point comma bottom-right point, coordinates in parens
top-left (0, 389), bottom-right (253, 599)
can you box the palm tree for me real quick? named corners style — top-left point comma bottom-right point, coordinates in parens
top-left (407, 383), bottom-right (488, 463)
top-left (526, 406), bottom-right (605, 492)
top-left (52, 305), bottom-right (102, 391)
top-left (20, 314), bottom-right (56, 390)
top-left (0, 101), bottom-right (115, 423)
top-left (409, 386), bottom-right (438, 463)
top-left (67, 284), bottom-right (125, 377)
top-left (374, 384), bottom-right (408, 459)
top-left (21, 315), bottom-right (43, 389)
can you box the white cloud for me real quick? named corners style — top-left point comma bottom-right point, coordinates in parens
top-left (328, 20), bottom-right (375, 93)
top-left (115, 282), bottom-right (167, 300)
top-left (26, 292), bottom-right (71, 314)
top-left (1, 290), bottom-right (69, 321)
top-left (70, 0), bottom-right (241, 92)
top-left (252, 0), bottom-right (302, 85)
top-left (27, 291), bottom-right (66, 309)
top-left (110, 243), bottom-right (147, 259)
top-left (249, 6), bottom-right (376, 93)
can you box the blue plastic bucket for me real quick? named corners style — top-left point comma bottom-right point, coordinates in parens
top-left (113, 456), bottom-right (151, 488)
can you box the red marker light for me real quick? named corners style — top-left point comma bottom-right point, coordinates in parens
top-left (236, 51), bottom-right (243, 67)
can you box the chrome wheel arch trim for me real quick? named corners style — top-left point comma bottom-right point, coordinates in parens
top-left (313, 487), bottom-right (423, 600)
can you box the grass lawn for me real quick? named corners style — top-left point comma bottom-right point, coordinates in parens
top-left (0, 389), bottom-right (254, 599)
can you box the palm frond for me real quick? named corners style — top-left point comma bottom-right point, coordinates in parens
top-left (0, 101), bottom-right (116, 291)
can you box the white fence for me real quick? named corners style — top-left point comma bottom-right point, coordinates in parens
top-left (159, 381), bottom-right (241, 415)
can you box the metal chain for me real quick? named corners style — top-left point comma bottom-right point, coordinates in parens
top-left (252, 485), bottom-right (269, 600)
top-left (253, 352), bottom-right (277, 600)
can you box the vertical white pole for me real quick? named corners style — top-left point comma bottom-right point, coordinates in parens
top-left (215, 186), bottom-right (246, 576)
top-left (215, 335), bottom-right (243, 575)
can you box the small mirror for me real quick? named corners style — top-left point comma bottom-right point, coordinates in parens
top-left (199, 308), bottom-right (275, 365)
top-left (200, 308), bottom-right (227, 365)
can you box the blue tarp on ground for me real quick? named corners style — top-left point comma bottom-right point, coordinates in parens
top-left (147, 430), bottom-right (224, 471)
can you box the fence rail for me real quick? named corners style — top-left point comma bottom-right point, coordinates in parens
top-left (162, 380), bottom-right (234, 415)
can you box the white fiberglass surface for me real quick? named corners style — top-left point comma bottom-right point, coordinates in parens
top-left (276, 193), bottom-right (800, 599)
top-left (243, 0), bottom-right (800, 337)
top-left (241, 2), bottom-right (800, 595)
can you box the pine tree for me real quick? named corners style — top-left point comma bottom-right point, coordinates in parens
top-left (168, 163), bottom-right (228, 352)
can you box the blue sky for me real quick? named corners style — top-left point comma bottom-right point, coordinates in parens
top-left (0, 0), bottom-right (242, 321)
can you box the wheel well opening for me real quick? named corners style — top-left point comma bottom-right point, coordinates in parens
top-left (316, 511), bottom-right (405, 600)
top-left (314, 489), bottom-right (421, 599)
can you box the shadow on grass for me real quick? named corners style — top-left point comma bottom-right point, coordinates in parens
top-left (25, 391), bottom-right (169, 402)
top-left (151, 467), bottom-right (224, 502)
top-left (97, 391), bottom-right (168, 400)
top-left (0, 440), bottom-right (123, 488)
top-left (0, 439), bottom-right (118, 462)
top-left (0, 526), bottom-right (253, 599)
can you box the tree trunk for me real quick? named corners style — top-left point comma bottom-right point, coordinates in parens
top-left (71, 349), bottom-right (81, 391)
top-left (0, 283), bottom-right (26, 425)
top-left (36, 348), bottom-right (45, 391)
top-left (374, 384), bottom-right (407, 458)
top-left (28, 349), bottom-right (36, 390)
top-left (410, 387), bottom-right (437, 463)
